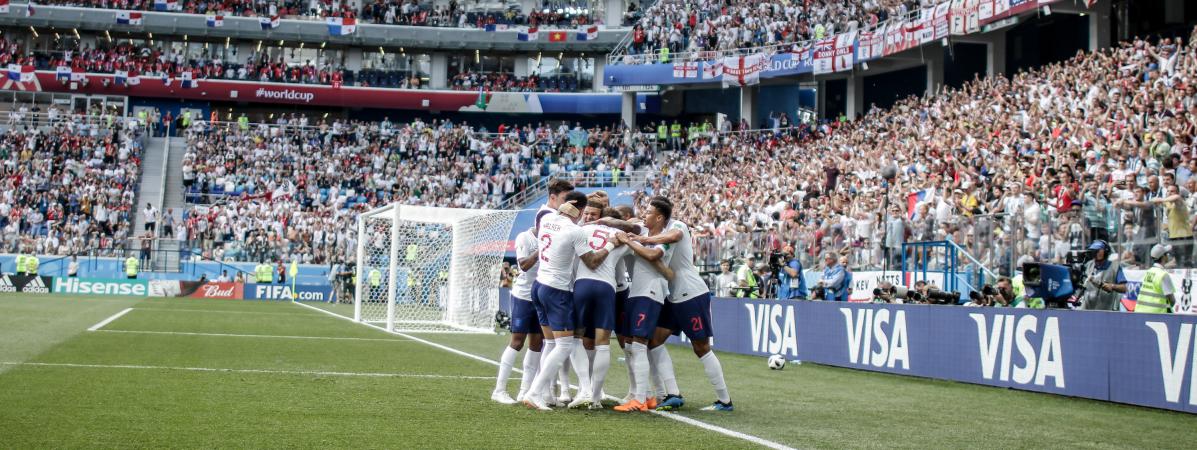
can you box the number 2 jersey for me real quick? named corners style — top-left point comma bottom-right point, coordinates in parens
top-left (535, 212), bottom-right (585, 292)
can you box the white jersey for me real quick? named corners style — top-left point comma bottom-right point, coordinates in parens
top-left (511, 229), bottom-right (538, 300)
top-left (627, 228), bottom-right (673, 303)
top-left (574, 224), bottom-right (630, 288)
top-left (535, 204), bottom-right (556, 232)
top-left (665, 219), bottom-right (711, 303)
top-left (614, 258), bottom-right (630, 292)
top-left (535, 213), bottom-right (585, 292)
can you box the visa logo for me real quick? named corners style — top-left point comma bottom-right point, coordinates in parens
top-left (1145, 322), bottom-right (1197, 405)
top-left (745, 303), bottom-right (798, 357)
top-left (840, 308), bottom-right (909, 370)
top-left (970, 314), bottom-right (1064, 388)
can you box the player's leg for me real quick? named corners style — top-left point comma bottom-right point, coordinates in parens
top-left (645, 302), bottom-right (681, 410)
top-left (523, 285), bottom-right (576, 411)
top-left (530, 283), bottom-right (559, 404)
top-left (492, 331), bottom-right (525, 404)
top-left (517, 331), bottom-right (544, 402)
top-left (681, 294), bottom-right (733, 411)
top-left (614, 297), bottom-right (661, 413)
top-left (588, 287), bottom-right (617, 408)
top-left (613, 289), bottom-right (637, 402)
top-left (567, 280), bottom-right (597, 407)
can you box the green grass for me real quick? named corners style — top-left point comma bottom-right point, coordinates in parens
top-left (0, 293), bottom-right (1195, 449)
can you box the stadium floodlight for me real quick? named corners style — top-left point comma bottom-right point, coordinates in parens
top-left (355, 204), bottom-right (519, 333)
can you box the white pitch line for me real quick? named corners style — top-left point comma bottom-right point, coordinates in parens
top-left (95, 329), bottom-right (416, 343)
top-left (0, 361), bottom-right (492, 380)
top-left (131, 308), bottom-right (325, 317)
top-left (291, 300), bottom-right (795, 450)
top-left (87, 307), bottom-right (134, 331)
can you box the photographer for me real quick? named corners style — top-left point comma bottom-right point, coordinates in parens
top-left (817, 253), bottom-right (847, 302)
top-left (1079, 240), bottom-right (1127, 311)
top-left (776, 246), bottom-right (807, 300)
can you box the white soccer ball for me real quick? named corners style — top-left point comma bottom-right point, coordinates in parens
top-left (767, 354), bottom-right (786, 370)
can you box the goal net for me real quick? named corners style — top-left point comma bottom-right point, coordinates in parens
top-left (355, 204), bottom-right (519, 333)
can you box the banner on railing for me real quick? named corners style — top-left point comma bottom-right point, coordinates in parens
top-left (606, 0), bottom-right (1068, 87)
top-left (721, 53), bottom-right (767, 87)
top-left (668, 298), bottom-right (1197, 413)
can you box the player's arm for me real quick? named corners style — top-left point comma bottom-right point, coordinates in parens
top-left (517, 252), bottom-right (538, 271)
top-left (595, 217), bottom-right (642, 234)
top-left (617, 232), bottom-right (663, 261)
top-left (632, 227), bottom-right (682, 246)
top-left (577, 230), bottom-right (621, 270)
top-left (648, 258), bottom-right (675, 281)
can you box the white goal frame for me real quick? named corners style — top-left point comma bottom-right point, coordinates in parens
top-left (354, 203), bottom-right (518, 333)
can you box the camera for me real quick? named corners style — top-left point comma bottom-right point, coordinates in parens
top-left (873, 283), bottom-right (925, 303)
top-left (1022, 262), bottom-right (1082, 308)
top-left (923, 288), bottom-right (961, 305)
top-left (968, 284), bottom-right (1001, 305)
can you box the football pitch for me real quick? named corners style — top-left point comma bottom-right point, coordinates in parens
top-left (1, 294), bottom-right (1195, 449)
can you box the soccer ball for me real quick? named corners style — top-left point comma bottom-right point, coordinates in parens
top-left (767, 354), bottom-right (786, 370)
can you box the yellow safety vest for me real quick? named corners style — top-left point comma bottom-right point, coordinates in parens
top-left (14, 255), bottom-right (25, 273)
top-left (736, 264), bottom-right (758, 298)
top-left (406, 244), bottom-right (418, 261)
top-left (670, 124), bottom-right (681, 138)
top-left (368, 269), bottom-right (382, 287)
top-left (257, 264), bottom-right (273, 283)
top-left (26, 256), bottom-right (38, 274)
top-left (125, 257), bottom-right (139, 277)
top-left (657, 125), bottom-right (667, 140)
top-left (238, 116), bottom-right (249, 130)
top-left (658, 47), bottom-right (670, 64)
top-left (1136, 267), bottom-right (1172, 314)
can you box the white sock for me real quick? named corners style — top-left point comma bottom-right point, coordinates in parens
top-left (650, 345), bottom-right (681, 396)
top-left (538, 339), bottom-right (555, 400)
top-left (647, 350), bottom-right (664, 399)
top-left (529, 337), bottom-right (574, 398)
top-left (590, 345), bottom-right (610, 402)
top-left (557, 358), bottom-right (571, 397)
top-left (701, 351), bottom-right (731, 404)
top-left (630, 342), bottom-right (650, 403)
top-left (623, 346), bottom-right (637, 396)
top-left (518, 350), bottom-right (540, 399)
top-left (570, 342), bottom-right (592, 397)
top-left (494, 345), bottom-right (518, 394)
top-left (587, 348), bottom-right (596, 371)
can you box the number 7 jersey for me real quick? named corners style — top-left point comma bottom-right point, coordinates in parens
top-left (574, 224), bottom-right (630, 288)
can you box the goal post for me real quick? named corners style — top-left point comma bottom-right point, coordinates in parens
top-left (355, 204), bottom-right (519, 333)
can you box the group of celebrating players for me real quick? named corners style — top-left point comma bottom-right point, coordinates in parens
top-left (491, 180), bottom-right (734, 412)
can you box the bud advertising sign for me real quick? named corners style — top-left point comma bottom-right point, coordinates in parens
top-left (178, 281), bottom-right (244, 299)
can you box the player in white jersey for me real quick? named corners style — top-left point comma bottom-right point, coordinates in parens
top-left (531, 179), bottom-right (574, 405)
top-left (611, 197), bottom-right (676, 413)
top-left (524, 191), bottom-right (624, 410)
top-left (633, 198), bottom-right (734, 412)
top-left (491, 228), bottom-right (543, 404)
top-left (567, 205), bottom-right (632, 408)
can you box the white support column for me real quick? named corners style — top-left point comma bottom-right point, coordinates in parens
top-left (345, 48), bottom-right (363, 72)
top-left (621, 91), bottom-right (636, 129)
top-left (514, 57), bottom-right (529, 78)
top-left (924, 43), bottom-right (944, 98)
top-left (986, 31), bottom-right (1007, 79)
top-left (604, 0), bottom-right (623, 27)
top-left (430, 53), bottom-right (448, 89)
top-left (1089, 0), bottom-right (1112, 51)
top-left (846, 73), bottom-right (865, 120)
top-left (592, 57), bottom-right (606, 92)
top-left (739, 84), bottom-right (758, 129)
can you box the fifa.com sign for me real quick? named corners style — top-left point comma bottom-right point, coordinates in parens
top-left (683, 298), bottom-right (1197, 413)
top-left (245, 284), bottom-right (332, 302)
top-left (53, 278), bottom-right (148, 296)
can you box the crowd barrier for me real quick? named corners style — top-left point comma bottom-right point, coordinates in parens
top-left (667, 298), bottom-right (1197, 414)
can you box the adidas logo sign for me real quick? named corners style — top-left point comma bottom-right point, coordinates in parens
top-left (22, 276), bottom-right (49, 294)
top-left (0, 276), bottom-right (14, 293)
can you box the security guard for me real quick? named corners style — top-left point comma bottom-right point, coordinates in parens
top-left (1137, 244), bottom-right (1177, 314)
top-left (26, 254), bottom-right (39, 276)
top-left (656, 122), bottom-right (667, 143)
top-left (237, 113), bottom-right (249, 131)
top-left (368, 267), bottom-right (382, 289)
top-left (735, 254), bottom-right (759, 298)
top-left (14, 253), bottom-right (25, 276)
top-left (125, 254), bottom-right (139, 279)
top-left (658, 46), bottom-right (670, 64)
top-left (256, 261), bottom-right (273, 284)
top-left (669, 121), bottom-right (682, 150)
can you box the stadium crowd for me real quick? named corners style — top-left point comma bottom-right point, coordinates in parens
top-left (0, 109), bottom-right (147, 258)
top-left (642, 28), bottom-right (1197, 290)
top-left (35, 0), bottom-right (598, 29)
top-left (178, 116), bottom-right (648, 264)
top-left (623, 0), bottom-right (922, 59)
